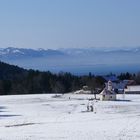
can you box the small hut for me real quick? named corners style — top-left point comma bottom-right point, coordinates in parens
top-left (100, 80), bottom-right (116, 101)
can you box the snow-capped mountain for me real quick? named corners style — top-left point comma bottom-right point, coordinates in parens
top-left (0, 47), bottom-right (140, 58)
top-left (0, 47), bottom-right (64, 59)
top-left (1, 47), bottom-right (140, 75)
top-left (59, 47), bottom-right (140, 56)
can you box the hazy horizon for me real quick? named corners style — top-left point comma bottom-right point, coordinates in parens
top-left (0, 0), bottom-right (140, 49)
top-left (0, 46), bottom-right (140, 51)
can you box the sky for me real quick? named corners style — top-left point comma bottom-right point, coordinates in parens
top-left (0, 0), bottom-right (140, 49)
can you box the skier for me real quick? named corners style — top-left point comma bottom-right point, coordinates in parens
top-left (87, 99), bottom-right (94, 112)
top-left (87, 99), bottom-right (97, 113)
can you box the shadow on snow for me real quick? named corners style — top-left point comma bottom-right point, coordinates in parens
top-left (0, 106), bottom-right (21, 119)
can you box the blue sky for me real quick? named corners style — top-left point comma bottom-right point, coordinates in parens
top-left (0, 0), bottom-right (140, 49)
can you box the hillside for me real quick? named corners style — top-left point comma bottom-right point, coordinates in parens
top-left (0, 61), bottom-right (105, 95)
top-left (0, 61), bottom-right (26, 80)
top-left (0, 60), bottom-right (138, 95)
top-left (0, 94), bottom-right (140, 139)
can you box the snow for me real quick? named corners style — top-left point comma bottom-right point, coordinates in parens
top-left (0, 48), bottom-right (24, 55)
top-left (12, 49), bottom-right (24, 54)
top-left (0, 51), bottom-right (7, 55)
top-left (0, 94), bottom-right (140, 140)
top-left (74, 89), bottom-right (91, 94)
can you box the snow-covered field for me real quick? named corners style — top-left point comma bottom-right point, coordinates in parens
top-left (0, 94), bottom-right (140, 140)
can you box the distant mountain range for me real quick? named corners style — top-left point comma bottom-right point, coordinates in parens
top-left (0, 47), bottom-right (64, 59)
top-left (0, 47), bottom-right (140, 75)
top-left (60, 47), bottom-right (140, 55)
top-left (0, 47), bottom-right (140, 58)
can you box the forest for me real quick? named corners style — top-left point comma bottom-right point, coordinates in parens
top-left (0, 61), bottom-right (140, 95)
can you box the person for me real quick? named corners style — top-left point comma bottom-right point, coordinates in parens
top-left (87, 99), bottom-right (97, 113)
top-left (87, 99), bottom-right (94, 112)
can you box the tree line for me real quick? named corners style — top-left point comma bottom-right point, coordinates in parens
top-left (0, 61), bottom-right (140, 95)
top-left (0, 61), bottom-right (105, 95)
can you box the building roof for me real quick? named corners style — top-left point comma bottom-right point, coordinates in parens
top-left (100, 88), bottom-right (116, 95)
top-left (125, 85), bottom-right (140, 92)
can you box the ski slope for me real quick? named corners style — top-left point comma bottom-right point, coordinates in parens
top-left (0, 94), bottom-right (140, 140)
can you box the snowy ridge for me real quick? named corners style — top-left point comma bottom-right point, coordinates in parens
top-left (0, 47), bottom-right (140, 57)
top-left (0, 47), bottom-right (64, 58)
